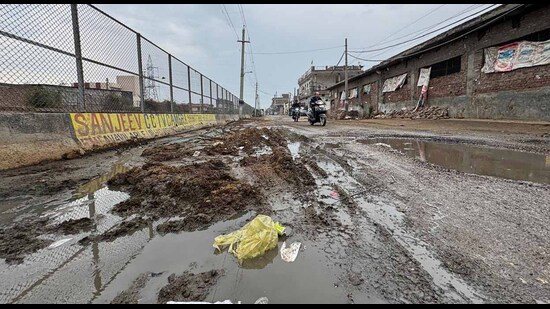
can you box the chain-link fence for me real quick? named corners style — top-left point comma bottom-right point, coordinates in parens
top-left (0, 4), bottom-right (252, 114)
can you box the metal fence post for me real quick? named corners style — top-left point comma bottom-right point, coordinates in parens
top-left (71, 4), bottom-right (85, 110)
top-left (209, 79), bottom-right (213, 110)
top-left (216, 83), bottom-right (219, 113)
top-left (200, 74), bottom-right (204, 114)
top-left (187, 66), bottom-right (192, 113)
top-left (136, 33), bottom-right (145, 112)
top-left (168, 54), bottom-right (174, 113)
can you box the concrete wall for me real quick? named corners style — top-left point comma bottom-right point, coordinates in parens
top-left (0, 112), bottom-right (242, 171)
top-left (0, 113), bottom-right (80, 170)
top-left (329, 4), bottom-right (550, 121)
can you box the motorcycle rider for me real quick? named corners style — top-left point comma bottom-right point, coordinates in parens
top-left (309, 91), bottom-right (322, 120)
top-left (291, 101), bottom-right (301, 118)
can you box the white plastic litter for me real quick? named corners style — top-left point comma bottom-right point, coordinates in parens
top-left (261, 135), bottom-right (269, 140)
top-left (374, 143), bottom-right (392, 148)
top-left (48, 238), bottom-right (72, 249)
top-left (166, 300), bottom-right (234, 304)
top-left (193, 151), bottom-right (201, 157)
top-left (254, 297), bottom-right (269, 304)
top-left (280, 241), bottom-right (301, 262)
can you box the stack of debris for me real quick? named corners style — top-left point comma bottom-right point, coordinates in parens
top-left (331, 110), bottom-right (359, 120)
top-left (374, 106), bottom-right (449, 120)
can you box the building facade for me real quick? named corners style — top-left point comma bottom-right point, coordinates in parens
top-left (328, 4), bottom-right (550, 121)
top-left (297, 65), bottom-right (363, 105)
top-left (271, 93), bottom-right (291, 115)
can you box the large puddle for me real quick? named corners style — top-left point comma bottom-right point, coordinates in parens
top-left (359, 138), bottom-right (550, 184)
top-left (0, 163), bottom-right (349, 304)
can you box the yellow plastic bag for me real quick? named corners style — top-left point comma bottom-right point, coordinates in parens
top-left (213, 215), bottom-right (285, 261)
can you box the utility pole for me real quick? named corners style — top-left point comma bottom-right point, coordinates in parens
top-left (344, 37), bottom-right (349, 113)
top-left (238, 27), bottom-right (250, 118)
top-left (255, 82), bottom-right (259, 116)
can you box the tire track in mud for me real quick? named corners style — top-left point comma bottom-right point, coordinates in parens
top-left (288, 130), bottom-right (487, 303)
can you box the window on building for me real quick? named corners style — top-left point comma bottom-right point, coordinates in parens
top-left (512, 16), bottom-right (521, 29)
top-left (363, 84), bottom-right (372, 95)
top-left (430, 56), bottom-right (462, 79)
top-left (519, 27), bottom-right (550, 42)
top-left (497, 27), bottom-right (550, 46)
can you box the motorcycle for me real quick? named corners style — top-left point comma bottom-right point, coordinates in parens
top-left (307, 100), bottom-right (327, 126)
top-left (292, 107), bottom-right (300, 122)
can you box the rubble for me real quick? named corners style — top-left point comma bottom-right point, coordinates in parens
top-left (374, 106), bottom-right (450, 120)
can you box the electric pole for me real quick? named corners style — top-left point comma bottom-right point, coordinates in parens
top-left (238, 27), bottom-right (250, 118)
top-left (255, 82), bottom-right (259, 116)
top-left (344, 37), bottom-right (349, 113)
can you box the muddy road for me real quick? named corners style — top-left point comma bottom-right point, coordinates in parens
top-left (0, 116), bottom-right (548, 304)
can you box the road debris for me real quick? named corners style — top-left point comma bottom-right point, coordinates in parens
top-left (280, 241), bottom-right (301, 262)
top-left (213, 215), bottom-right (285, 261)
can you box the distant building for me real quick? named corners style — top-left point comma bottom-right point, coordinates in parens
top-left (271, 93), bottom-right (291, 115)
top-left (71, 75), bottom-right (141, 107)
top-left (297, 65), bottom-right (363, 105)
top-left (116, 75), bottom-right (141, 107)
top-left (327, 4), bottom-right (550, 121)
top-left (0, 83), bottom-right (133, 112)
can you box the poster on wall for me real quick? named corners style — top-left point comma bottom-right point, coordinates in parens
top-left (349, 87), bottom-right (358, 98)
top-left (417, 67), bottom-right (432, 87)
top-left (514, 41), bottom-right (539, 69)
top-left (363, 84), bottom-right (371, 94)
top-left (483, 39), bottom-right (550, 73)
top-left (533, 39), bottom-right (550, 66)
top-left (494, 42), bottom-right (518, 72)
top-left (339, 91), bottom-right (346, 109)
top-left (481, 47), bottom-right (498, 73)
top-left (382, 73), bottom-right (407, 93)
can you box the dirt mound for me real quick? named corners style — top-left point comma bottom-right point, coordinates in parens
top-left (157, 214), bottom-right (213, 235)
top-left (302, 205), bottom-right (340, 232)
top-left (53, 218), bottom-right (95, 235)
top-left (303, 158), bottom-right (328, 178)
top-left (241, 146), bottom-right (316, 190)
top-left (157, 270), bottom-right (224, 304)
top-left (79, 217), bottom-right (150, 245)
top-left (111, 272), bottom-right (151, 304)
top-left (141, 143), bottom-right (196, 161)
top-left (107, 160), bottom-right (266, 232)
top-left (0, 217), bottom-right (52, 264)
top-left (375, 106), bottom-right (450, 120)
top-left (204, 127), bottom-right (287, 156)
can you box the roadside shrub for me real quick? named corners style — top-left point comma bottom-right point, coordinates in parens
top-left (103, 92), bottom-right (135, 111)
top-left (27, 86), bottom-right (63, 109)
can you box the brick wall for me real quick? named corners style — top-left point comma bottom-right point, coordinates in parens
top-left (351, 5), bottom-right (550, 120)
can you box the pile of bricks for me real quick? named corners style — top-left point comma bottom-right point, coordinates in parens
top-left (375, 106), bottom-right (450, 120)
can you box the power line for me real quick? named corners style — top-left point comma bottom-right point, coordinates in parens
top-left (238, 3), bottom-right (260, 106)
top-left (365, 4), bottom-right (485, 50)
top-left (350, 4), bottom-right (498, 54)
top-left (328, 51), bottom-right (345, 76)
top-left (348, 53), bottom-right (385, 62)
top-left (398, 4), bottom-right (523, 58)
top-left (251, 45), bottom-right (344, 55)
top-left (373, 4), bottom-right (446, 47)
top-left (221, 4), bottom-right (239, 41)
top-left (357, 4), bottom-right (490, 62)
top-left (351, 4), bottom-right (524, 64)
top-left (238, 4), bottom-right (247, 28)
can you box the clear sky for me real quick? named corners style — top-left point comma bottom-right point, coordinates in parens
top-left (95, 4), bottom-right (497, 109)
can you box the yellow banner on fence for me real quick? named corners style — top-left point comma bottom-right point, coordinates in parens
top-left (70, 112), bottom-right (217, 147)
